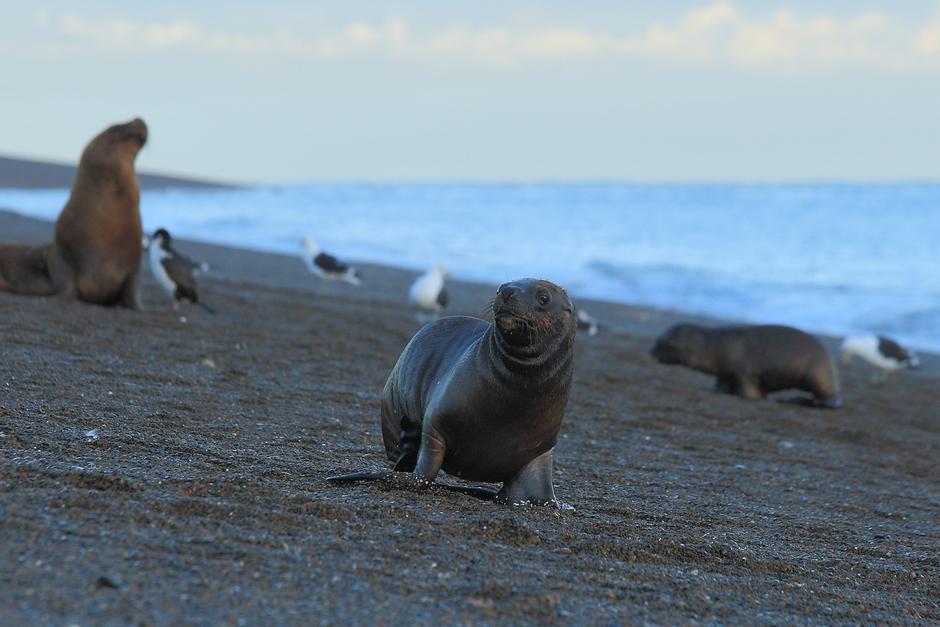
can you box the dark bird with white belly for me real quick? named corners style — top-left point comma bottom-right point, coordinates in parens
top-left (146, 228), bottom-right (214, 313)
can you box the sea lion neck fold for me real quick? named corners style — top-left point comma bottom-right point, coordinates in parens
top-left (488, 322), bottom-right (574, 385)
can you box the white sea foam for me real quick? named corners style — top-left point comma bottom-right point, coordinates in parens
top-left (1, 182), bottom-right (937, 351)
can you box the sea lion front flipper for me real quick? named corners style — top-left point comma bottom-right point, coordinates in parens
top-left (412, 429), bottom-right (446, 485)
top-left (814, 395), bottom-right (843, 410)
top-left (496, 448), bottom-right (557, 506)
top-left (734, 377), bottom-right (765, 400)
top-left (118, 270), bottom-right (144, 310)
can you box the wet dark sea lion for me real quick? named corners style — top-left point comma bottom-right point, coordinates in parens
top-left (0, 118), bottom-right (147, 308)
top-left (330, 278), bottom-right (577, 504)
top-left (651, 323), bottom-right (843, 409)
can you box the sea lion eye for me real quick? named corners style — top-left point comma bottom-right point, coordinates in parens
top-left (537, 291), bottom-right (551, 306)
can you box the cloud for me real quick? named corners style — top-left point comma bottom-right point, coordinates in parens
top-left (41, 4), bottom-right (940, 72)
top-left (915, 12), bottom-right (940, 55)
top-left (59, 15), bottom-right (200, 49)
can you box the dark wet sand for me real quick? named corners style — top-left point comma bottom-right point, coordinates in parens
top-left (1, 209), bottom-right (938, 624)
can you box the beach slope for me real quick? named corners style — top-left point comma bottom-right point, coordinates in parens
top-left (1, 209), bottom-right (937, 623)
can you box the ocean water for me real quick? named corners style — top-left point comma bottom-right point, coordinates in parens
top-left (1, 182), bottom-right (938, 352)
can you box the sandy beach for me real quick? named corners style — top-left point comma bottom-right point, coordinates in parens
top-left (1, 207), bottom-right (938, 623)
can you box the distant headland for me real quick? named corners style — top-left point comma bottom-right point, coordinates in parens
top-left (0, 154), bottom-right (235, 190)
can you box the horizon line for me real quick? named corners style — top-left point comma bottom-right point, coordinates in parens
top-left (2, 152), bottom-right (939, 188)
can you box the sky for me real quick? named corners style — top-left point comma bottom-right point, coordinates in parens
top-left (1, 1), bottom-right (940, 183)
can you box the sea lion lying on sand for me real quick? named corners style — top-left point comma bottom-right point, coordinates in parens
top-left (0, 118), bottom-right (147, 308)
top-left (651, 323), bottom-right (843, 409)
top-left (330, 278), bottom-right (577, 505)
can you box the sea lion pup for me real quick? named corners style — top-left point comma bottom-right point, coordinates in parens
top-left (0, 118), bottom-right (148, 308)
top-left (650, 323), bottom-right (843, 409)
top-left (330, 278), bottom-right (577, 505)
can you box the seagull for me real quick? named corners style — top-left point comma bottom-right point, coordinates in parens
top-left (841, 334), bottom-right (918, 381)
top-left (301, 238), bottom-right (361, 286)
top-left (408, 266), bottom-right (450, 321)
top-left (576, 309), bottom-right (600, 336)
top-left (147, 228), bottom-right (214, 313)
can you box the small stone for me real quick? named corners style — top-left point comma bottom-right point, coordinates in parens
top-left (96, 575), bottom-right (119, 589)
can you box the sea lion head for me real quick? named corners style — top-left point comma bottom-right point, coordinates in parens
top-left (650, 323), bottom-right (704, 364)
top-left (82, 118), bottom-right (148, 167)
top-left (492, 278), bottom-right (575, 350)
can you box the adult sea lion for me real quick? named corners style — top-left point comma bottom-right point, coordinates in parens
top-left (0, 118), bottom-right (147, 308)
top-left (650, 323), bottom-right (843, 409)
top-left (330, 278), bottom-right (577, 505)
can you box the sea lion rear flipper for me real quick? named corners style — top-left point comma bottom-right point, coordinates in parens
top-left (326, 470), bottom-right (393, 483)
top-left (496, 448), bottom-right (557, 506)
top-left (392, 416), bottom-right (421, 472)
top-left (0, 243), bottom-right (58, 296)
top-left (435, 483), bottom-right (499, 501)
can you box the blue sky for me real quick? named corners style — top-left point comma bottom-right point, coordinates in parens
top-left (1, 1), bottom-right (940, 183)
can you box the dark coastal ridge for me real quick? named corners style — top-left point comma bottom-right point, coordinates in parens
top-left (0, 154), bottom-right (232, 190)
top-left (1, 208), bottom-right (938, 623)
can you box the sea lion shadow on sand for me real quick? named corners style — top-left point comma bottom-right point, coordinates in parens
top-left (329, 278), bottom-right (578, 507)
top-left (651, 323), bottom-right (843, 410)
top-left (0, 118), bottom-right (148, 309)
top-left (328, 470), bottom-right (503, 502)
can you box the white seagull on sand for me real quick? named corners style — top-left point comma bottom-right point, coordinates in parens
top-left (409, 266), bottom-right (450, 320)
top-left (576, 309), bottom-right (600, 336)
top-left (841, 334), bottom-right (918, 381)
top-left (301, 238), bottom-right (362, 286)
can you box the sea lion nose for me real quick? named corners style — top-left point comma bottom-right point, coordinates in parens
top-left (497, 285), bottom-right (520, 303)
